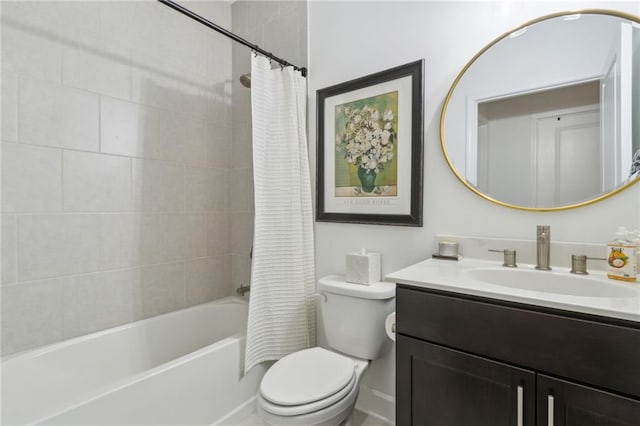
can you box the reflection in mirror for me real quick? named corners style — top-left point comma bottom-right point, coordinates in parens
top-left (441, 11), bottom-right (640, 210)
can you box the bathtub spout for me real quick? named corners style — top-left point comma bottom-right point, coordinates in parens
top-left (237, 284), bottom-right (250, 296)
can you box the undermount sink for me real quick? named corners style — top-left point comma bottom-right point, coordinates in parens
top-left (462, 267), bottom-right (637, 298)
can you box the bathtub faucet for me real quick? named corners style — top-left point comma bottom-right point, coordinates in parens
top-left (237, 284), bottom-right (250, 296)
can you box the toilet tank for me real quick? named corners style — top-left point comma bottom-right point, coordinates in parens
top-left (318, 275), bottom-right (395, 360)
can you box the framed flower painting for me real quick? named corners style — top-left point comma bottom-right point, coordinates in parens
top-left (316, 60), bottom-right (424, 226)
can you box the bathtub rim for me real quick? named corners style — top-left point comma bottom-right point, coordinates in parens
top-left (31, 333), bottom-right (249, 425)
top-left (1, 295), bottom-right (248, 363)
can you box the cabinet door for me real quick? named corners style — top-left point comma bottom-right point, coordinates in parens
top-left (537, 375), bottom-right (640, 426)
top-left (397, 335), bottom-right (535, 426)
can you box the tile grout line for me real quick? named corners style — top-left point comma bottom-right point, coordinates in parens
top-left (14, 215), bottom-right (19, 286)
top-left (59, 272), bottom-right (64, 343)
top-left (98, 96), bottom-right (102, 154)
top-left (60, 149), bottom-right (64, 212)
top-left (2, 256), bottom-right (215, 290)
top-left (16, 75), bottom-right (21, 143)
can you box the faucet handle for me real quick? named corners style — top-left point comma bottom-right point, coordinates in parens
top-left (488, 249), bottom-right (517, 268)
top-left (570, 255), bottom-right (607, 275)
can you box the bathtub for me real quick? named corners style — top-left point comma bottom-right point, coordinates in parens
top-left (1, 296), bottom-right (266, 425)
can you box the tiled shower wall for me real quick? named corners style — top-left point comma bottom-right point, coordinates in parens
top-left (0, 1), bottom-right (234, 356)
top-left (229, 0), bottom-right (308, 291)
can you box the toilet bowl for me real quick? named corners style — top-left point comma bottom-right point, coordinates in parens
top-left (257, 347), bottom-right (369, 426)
top-left (256, 275), bottom-right (395, 426)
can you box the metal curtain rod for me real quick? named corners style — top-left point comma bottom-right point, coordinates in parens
top-left (157, 0), bottom-right (307, 77)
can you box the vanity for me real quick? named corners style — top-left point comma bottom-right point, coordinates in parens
top-left (391, 7), bottom-right (640, 424)
top-left (389, 258), bottom-right (640, 426)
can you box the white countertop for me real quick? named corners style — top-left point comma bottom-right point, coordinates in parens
top-left (386, 258), bottom-right (640, 323)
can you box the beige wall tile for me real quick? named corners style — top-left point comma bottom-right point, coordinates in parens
top-left (100, 97), bottom-right (146, 158)
top-left (1, 3), bottom-right (62, 83)
top-left (231, 254), bottom-right (251, 295)
top-left (232, 211), bottom-right (254, 256)
top-left (177, 213), bottom-right (208, 260)
top-left (99, 213), bottom-right (148, 270)
top-left (2, 215), bottom-right (17, 285)
top-left (132, 159), bottom-right (185, 211)
top-left (102, 95), bottom-right (206, 166)
top-left (207, 123), bottom-right (233, 169)
top-left (263, 10), bottom-right (301, 67)
top-left (232, 124), bottom-right (253, 169)
top-left (1, 279), bottom-right (62, 355)
top-left (1, 143), bottom-right (62, 213)
top-left (2, 74), bottom-right (18, 142)
top-left (185, 256), bottom-right (231, 306)
top-left (18, 215), bottom-right (99, 281)
top-left (19, 78), bottom-right (99, 151)
top-left (227, 168), bottom-right (250, 212)
top-left (63, 151), bottom-right (132, 212)
top-left (186, 167), bottom-right (227, 211)
top-left (154, 213), bottom-right (207, 262)
top-left (62, 269), bottom-right (141, 339)
top-left (99, 213), bottom-right (206, 270)
top-left (207, 213), bottom-right (232, 256)
top-left (62, 32), bottom-right (132, 101)
top-left (140, 262), bottom-right (185, 318)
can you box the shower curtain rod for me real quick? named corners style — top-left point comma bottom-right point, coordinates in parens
top-left (157, 0), bottom-right (307, 77)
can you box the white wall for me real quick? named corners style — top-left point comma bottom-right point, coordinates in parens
top-left (309, 0), bottom-right (640, 420)
top-left (0, 1), bottom-right (234, 355)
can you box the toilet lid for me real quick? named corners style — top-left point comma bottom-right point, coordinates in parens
top-left (259, 373), bottom-right (356, 417)
top-left (260, 347), bottom-right (355, 406)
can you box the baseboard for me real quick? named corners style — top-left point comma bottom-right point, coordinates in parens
top-left (213, 396), bottom-right (257, 425)
top-left (354, 385), bottom-right (395, 424)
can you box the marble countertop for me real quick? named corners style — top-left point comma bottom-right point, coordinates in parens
top-left (387, 257), bottom-right (640, 323)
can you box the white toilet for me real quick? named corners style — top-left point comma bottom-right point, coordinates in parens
top-left (257, 275), bottom-right (395, 426)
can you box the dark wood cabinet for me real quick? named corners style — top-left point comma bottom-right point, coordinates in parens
top-left (537, 375), bottom-right (640, 426)
top-left (396, 286), bottom-right (640, 426)
top-left (397, 335), bottom-right (535, 426)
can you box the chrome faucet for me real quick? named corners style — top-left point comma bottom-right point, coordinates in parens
top-left (536, 225), bottom-right (551, 270)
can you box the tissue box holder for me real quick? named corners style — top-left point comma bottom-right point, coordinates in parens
top-left (346, 251), bottom-right (381, 285)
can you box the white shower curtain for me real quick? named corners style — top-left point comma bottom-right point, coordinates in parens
top-left (244, 55), bottom-right (316, 373)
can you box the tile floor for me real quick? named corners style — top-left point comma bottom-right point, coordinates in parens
top-left (229, 409), bottom-right (393, 426)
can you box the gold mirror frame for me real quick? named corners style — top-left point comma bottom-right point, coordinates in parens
top-left (440, 9), bottom-right (640, 212)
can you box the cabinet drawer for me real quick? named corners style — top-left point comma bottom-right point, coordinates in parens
top-left (397, 287), bottom-right (640, 398)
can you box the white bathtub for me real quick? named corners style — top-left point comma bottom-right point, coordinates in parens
top-left (1, 296), bottom-right (266, 425)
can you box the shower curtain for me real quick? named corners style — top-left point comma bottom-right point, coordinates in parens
top-left (244, 55), bottom-right (316, 373)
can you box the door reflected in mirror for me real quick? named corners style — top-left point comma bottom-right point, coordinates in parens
top-left (441, 10), bottom-right (640, 210)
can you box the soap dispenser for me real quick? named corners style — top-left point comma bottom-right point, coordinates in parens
top-left (607, 227), bottom-right (637, 282)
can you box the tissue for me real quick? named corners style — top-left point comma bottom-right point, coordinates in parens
top-left (345, 249), bottom-right (381, 285)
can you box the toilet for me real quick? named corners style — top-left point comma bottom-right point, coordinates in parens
top-left (257, 275), bottom-right (395, 426)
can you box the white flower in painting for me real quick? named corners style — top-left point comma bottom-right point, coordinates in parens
top-left (335, 103), bottom-right (397, 173)
top-left (380, 130), bottom-right (391, 145)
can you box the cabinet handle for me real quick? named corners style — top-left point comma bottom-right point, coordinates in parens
top-left (517, 385), bottom-right (523, 426)
top-left (547, 395), bottom-right (554, 426)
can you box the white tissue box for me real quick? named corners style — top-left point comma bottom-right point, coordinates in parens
top-left (346, 251), bottom-right (381, 285)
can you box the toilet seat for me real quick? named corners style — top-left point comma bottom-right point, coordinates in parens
top-left (259, 347), bottom-right (357, 416)
top-left (260, 372), bottom-right (356, 416)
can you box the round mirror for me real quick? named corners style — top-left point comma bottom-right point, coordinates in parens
top-left (441, 10), bottom-right (640, 211)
